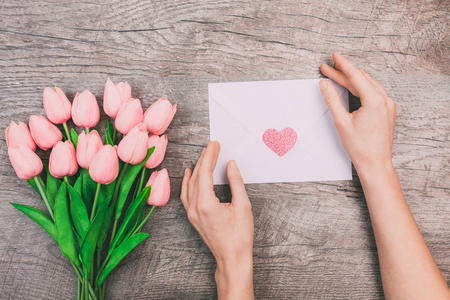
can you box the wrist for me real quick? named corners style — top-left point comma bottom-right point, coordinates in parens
top-left (354, 159), bottom-right (396, 183)
top-left (215, 255), bottom-right (254, 300)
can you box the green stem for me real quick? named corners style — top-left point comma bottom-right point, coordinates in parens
top-left (112, 120), bottom-right (117, 144)
top-left (81, 279), bottom-right (85, 300)
top-left (85, 127), bottom-right (90, 134)
top-left (107, 163), bottom-right (129, 248)
top-left (132, 206), bottom-right (155, 236)
top-left (100, 282), bottom-right (105, 300)
top-left (84, 278), bottom-right (89, 300)
top-left (63, 122), bottom-right (72, 143)
top-left (90, 182), bottom-right (102, 222)
top-left (96, 254), bottom-right (111, 284)
top-left (111, 163), bottom-right (129, 207)
top-left (71, 262), bottom-right (83, 281)
top-left (88, 282), bottom-right (98, 300)
top-left (34, 176), bottom-right (54, 221)
top-left (109, 219), bottom-right (118, 249)
top-left (77, 278), bottom-right (81, 300)
top-left (137, 168), bottom-right (147, 195)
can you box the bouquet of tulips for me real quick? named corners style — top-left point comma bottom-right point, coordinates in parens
top-left (6, 78), bottom-right (176, 300)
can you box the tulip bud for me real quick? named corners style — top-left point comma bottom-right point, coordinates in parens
top-left (115, 98), bottom-right (143, 134)
top-left (72, 90), bottom-right (100, 128)
top-left (8, 144), bottom-right (43, 180)
top-left (103, 78), bottom-right (131, 118)
top-left (143, 98), bottom-right (177, 135)
top-left (89, 145), bottom-right (119, 184)
top-left (117, 123), bottom-right (148, 165)
top-left (6, 121), bottom-right (36, 151)
top-left (76, 130), bottom-right (103, 169)
top-left (49, 141), bottom-right (78, 178)
top-left (29, 115), bottom-right (62, 150)
top-left (144, 134), bottom-right (168, 169)
top-left (43, 87), bottom-right (72, 124)
top-left (146, 169), bottom-right (170, 206)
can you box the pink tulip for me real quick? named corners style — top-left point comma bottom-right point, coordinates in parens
top-left (49, 141), bottom-right (78, 178)
top-left (8, 143), bottom-right (43, 180)
top-left (146, 169), bottom-right (170, 206)
top-left (89, 145), bottom-right (119, 184)
top-left (29, 115), bottom-right (62, 150)
top-left (72, 90), bottom-right (100, 128)
top-left (115, 98), bottom-right (143, 134)
top-left (117, 123), bottom-right (148, 165)
top-left (103, 78), bottom-right (131, 118)
top-left (76, 130), bottom-right (103, 169)
top-left (5, 121), bottom-right (36, 151)
top-left (43, 87), bottom-right (72, 124)
top-left (145, 134), bottom-right (168, 169)
top-left (142, 98), bottom-right (177, 135)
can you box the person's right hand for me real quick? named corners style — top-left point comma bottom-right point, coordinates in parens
top-left (319, 52), bottom-right (397, 174)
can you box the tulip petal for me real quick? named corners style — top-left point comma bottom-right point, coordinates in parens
top-left (104, 78), bottom-right (122, 118)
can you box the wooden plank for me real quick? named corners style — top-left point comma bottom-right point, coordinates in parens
top-left (0, 0), bottom-right (449, 299)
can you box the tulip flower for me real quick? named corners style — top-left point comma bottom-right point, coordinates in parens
top-left (8, 143), bottom-right (43, 180)
top-left (103, 78), bottom-right (131, 118)
top-left (76, 130), bottom-right (103, 169)
top-left (115, 98), bottom-right (143, 134)
top-left (117, 123), bottom-right (148, 165)
top-left (49, 141), bottom-right (78, 178)
top-left (43, 87), bottom-right (72, 124)
top-left (89, 145), bottom-right (119, 185)
top-left (29, 115), bottom-right (62, 150)
top-left (142, 98), bottom-right (177, 135)
top-left (146, 168), bottom-right (170, 206)
top-left (72, 90), bottom-right (100, 129)
top-left (145, 134), bottom-right (168, 169)
top-left (5, 121), bottom-right (36, 151)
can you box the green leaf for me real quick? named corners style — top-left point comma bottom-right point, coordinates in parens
top-left (123, 205), bottom-right (146, 241)
top-left (11, 203), bottom-right (57, 241)
top-left (97, 233), bottom-right (149, 286)
top-left (71, 128), bottom-right (79, 148)
top-left (80, 198), bottom-right (110, 277)
top-left (54, 182), bottom-right (81, 268)
top-left (110, 186), bottom-right (151, 254)
top-left (73, 175), bottom-right (83, 196)
top-left (105, 119), bottom-right (114, 146)
top-left (46, 170), bottom-right (61, 210)
top-left (97, 204), bottom-right (114, 250)
top-left (67, 183), bottom-right (90, 240)
top-left (115, 147), bottom-right (154, 220)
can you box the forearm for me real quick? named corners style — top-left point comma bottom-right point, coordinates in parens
top-left (215, 258), bottom-right (254, 300)
top-left (357, 163), bottom-right (450, 299)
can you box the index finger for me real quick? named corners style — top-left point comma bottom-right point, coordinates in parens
top-left (332, 52), bottom-right (378, 102)
top-left (198, 141), bottom-right (220, 194)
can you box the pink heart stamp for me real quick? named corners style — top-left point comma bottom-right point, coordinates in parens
top-left (262, 127), bottom-right (297, 157)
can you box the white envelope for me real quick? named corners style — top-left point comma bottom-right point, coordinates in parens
top-left (208, 79), bottom-right (352, 185)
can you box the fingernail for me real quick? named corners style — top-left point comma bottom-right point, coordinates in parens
top-left (184, 168), bottom-right (188, 175)
top-left (229, 160), bottom-right (237, 169)
top-left (319, 80), bottom-right (328, 91)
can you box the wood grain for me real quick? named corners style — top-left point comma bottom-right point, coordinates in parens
top-left (0, 0), bottom-right (449, 299)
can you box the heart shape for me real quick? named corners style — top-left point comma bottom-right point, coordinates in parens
top-left (262, 127), bottom-right (297, 157)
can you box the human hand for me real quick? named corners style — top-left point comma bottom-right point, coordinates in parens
top-left (319, 52), bottom-right (397, 175)
top-left (180, 141), bottom-right (254, 300)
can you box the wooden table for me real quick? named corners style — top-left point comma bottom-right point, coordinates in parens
top-left (1, 1), bottom-right (448, 299)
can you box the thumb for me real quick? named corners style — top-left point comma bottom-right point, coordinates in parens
top-left (319, 80), bottom-right (349, 128)
top-left (226, 160), bottom-right (249, 206)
